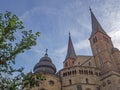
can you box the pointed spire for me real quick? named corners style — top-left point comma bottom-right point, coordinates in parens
top-left (65, 32), bottom-right (76, 60)
top-left (90, 8), bottom-right (107, 37)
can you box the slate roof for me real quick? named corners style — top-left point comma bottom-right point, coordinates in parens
top-left (33, 53), bottom-right (56, 74)
top-left (65, 33), bottom-right (76, 60)
top-left (90, 9), bottom-right (107, 37)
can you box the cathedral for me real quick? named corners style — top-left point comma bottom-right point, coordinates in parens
top-left (25, 9), bottom-right (120, 90)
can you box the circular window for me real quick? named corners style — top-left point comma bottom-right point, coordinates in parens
top-left (49, 80), bottom-right (54, 86)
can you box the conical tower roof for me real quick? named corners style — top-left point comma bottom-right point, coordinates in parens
top-left (90, 8), bottom-right (107, 38)
top-left (65, 33), bottom-right (76, 60)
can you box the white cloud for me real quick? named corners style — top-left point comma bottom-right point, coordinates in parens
top-left (74, 39), bottom-right (90, 51)
top-left (54, 45), bottom-right (67, 57)
top-left (100, 0), bottom-right (120, 50)
top-left (109, 30), bottom-right (120, 49)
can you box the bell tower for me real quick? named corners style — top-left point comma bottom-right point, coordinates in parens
top-left (89, 9), bottom-right (118, 74)
top-left (63, 33), bottom-right (76, 68)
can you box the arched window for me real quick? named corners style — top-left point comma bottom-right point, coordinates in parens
top-left (64, 72), bottom-right (67, 76)
top-left (96, 45), bottom-right (101, 53)
top-left (89, 62), bottom-right (91, 66)
top-left (93, 36), bottom-right (97, 44)
top-left (69, 79), bottom-right (72, 85)
top-left (74, 70), bottom-right (76, 74)
top-left (68, 71), bottom-right (71, 75)
top-left (86, 78), bottom-right (89, 83)
top-left (84, 70), bottom-right (88, 74)
top-left (78, 62), bottom-right (80, 65)
top-left (72, 61), bottom-right (74, 64)
top-left (98, 55), bottom-right (103, 65)
top-left (95, 72), bottom-right (98, 76)
top-left (72, 70), bottom-right (74, 74)
top-left (89, 71), bottom-right (93, 75)
top-left (95, 36), bottom-right (97, 42)
top-left (49, 80), bottom-right (54, 86)
top-left (68, 72), bottom-right (70, 75)
top-left (99, 72), bottom-right (101, 76)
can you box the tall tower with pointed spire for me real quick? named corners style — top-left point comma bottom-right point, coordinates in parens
top-left (89, 9), bottom-right (118, 74)
top-left (63, 33), bottom-right (76, 68)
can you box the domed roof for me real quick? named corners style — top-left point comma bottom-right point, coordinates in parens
top-left (33, 50), bottom-right (56, 74)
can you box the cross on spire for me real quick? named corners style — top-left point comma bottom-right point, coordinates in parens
top-left (45, 48), bottom-right (48, 57)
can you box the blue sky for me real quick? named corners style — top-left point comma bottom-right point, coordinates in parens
top-left (1, 0), bottom-right (120, 73)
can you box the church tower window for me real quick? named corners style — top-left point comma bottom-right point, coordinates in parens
top-left (98, 55), bottom-right (103, 65)
top-left (96, 45), bottom-right (101, 53)
top-left (93, 36), bottom-right (97, 44)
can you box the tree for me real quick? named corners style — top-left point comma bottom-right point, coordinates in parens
top-left (0, 11), bottom-right (41, 89)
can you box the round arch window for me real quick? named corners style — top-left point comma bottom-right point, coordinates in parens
top-left (49, 80), bottom-right (54, 86)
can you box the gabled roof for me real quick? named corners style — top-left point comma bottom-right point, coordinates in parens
top-left (90, 8), bottom-right (107, 37)
top-left (65, 33), bottom-right (76, 60)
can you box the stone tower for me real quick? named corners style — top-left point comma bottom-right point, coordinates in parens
top-left (63, 33), bottom-right (76, 68)
top-left (89, 9), bottom-right (120, 90)
top-left (89, 9), bottom-right (118, 74)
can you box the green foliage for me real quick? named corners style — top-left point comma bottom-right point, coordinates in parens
top-left (0, 11), bottom-right (41, 89)
top-left (22, 72), bottom-right (46, 89)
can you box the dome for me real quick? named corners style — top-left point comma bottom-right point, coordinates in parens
top-left (33, 51), bottom-right (56, 74)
